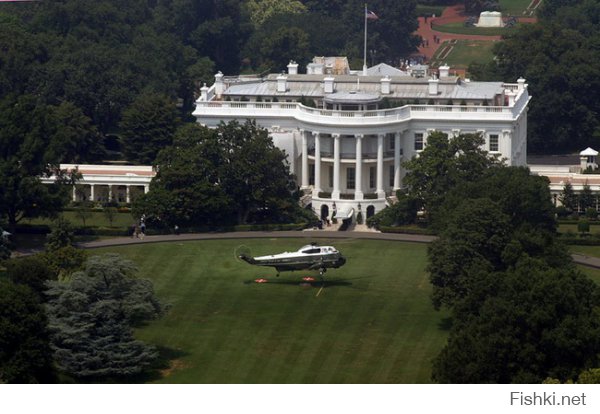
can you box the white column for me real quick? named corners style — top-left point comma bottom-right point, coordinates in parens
top-left (394, 132), bottom-right (401, 191)
top-left (313, 132), bottom-right (321, 196)
top-left (355, 134), bottom-right (363, 200)
top-left (72, 186), bottom-right (77, 202)
top-left (126, 186), bottom-right (131, 203)
top-left (90, 184), bottom-right (96, 202)
top-left (332, 134), bottom-right (341, 199)
top-left (144, 185), bottom-right (150, 194)
top-left (300, 130), bottom-right (309, 189)
top-left (377, 133), bottom-right (385, 198)
top-left (108, 185), bottom-right (113, 202)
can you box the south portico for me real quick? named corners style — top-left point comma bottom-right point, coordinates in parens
top-left (299, 128), bottom-right (406, 219)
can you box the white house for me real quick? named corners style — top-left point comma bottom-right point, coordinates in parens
top-left (193, 59), bottom-right (531, 221)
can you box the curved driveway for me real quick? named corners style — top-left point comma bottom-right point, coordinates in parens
top-left (78, 230), bottom-right (600, 270)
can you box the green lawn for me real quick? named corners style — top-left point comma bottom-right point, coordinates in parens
top-left (433, 40), bottom-right (497, 68)
top-left (97, 239), bottom-right (449, 383)
top-left (499, 0), bottom-right (536, 15)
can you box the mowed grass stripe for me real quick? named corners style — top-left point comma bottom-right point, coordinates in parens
top-left (98, 239), bottom-right (448, 383)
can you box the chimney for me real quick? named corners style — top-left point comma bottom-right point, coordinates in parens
top-left (277, 74), bottom-right (288, 93)
top-left (287, 60), bottom-right (299, 75)
top-left (214, 71), bottom-right (224, 98)
top-left (323, 76), bottom-right (335, 93)
top-left (439, 64), bottom-right (450, 78)
top-left (428, 78), bottom-right (439, 95)
top-left (199, 83), bottom-right (209, 101)
top-left (381, 76), bottom-right (391, 94)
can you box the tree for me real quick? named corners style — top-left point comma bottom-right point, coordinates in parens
top-left (0, 95), bottom-right (79, 233)
top-left (45, 216), bottom-right (75, 252)
top-left (432, 260), bottom-right (600, 383)
top-left (103, 206), bottom-right (118, 227)
top-left (75, 207), bottom-right (92, 227)
top-left (428, 198), bottom-right (511, 309)
top-left (45, 254), bottom-right (166, 379)
top-left (402, 131), bottom-right (498, 227)
top-left (245, 0), bottom-right (307, 28)
top-left (134, 121), bottom-right (301, 227)
top-left (559, 182), bottom-right (578, 212)
top-left (217, 121), bottom-right (298, 224)
top-left (6, 255), bottom-right (55, 297)
top-left (120, 92), bottom-right (179, 164)
top-left (485, 10), bottom-right (600, 153)
top-left (579, 181), bottom-right (595, 212)
top-left (366, 191), bottom-right (421, 229)
top-left (0, 280), bottom-right (55, 383)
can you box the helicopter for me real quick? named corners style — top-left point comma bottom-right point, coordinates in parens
top-left (238, 243), bottom-right (346, 277)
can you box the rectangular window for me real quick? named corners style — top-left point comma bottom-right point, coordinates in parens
top-left (346, 167), bottom-right (355, 190)
top-left (329, 166), bottom-right (333, 188)
top-left (389, 134), bottom-right (395, 151)
top-left (309, 164), bottom-right (315, 186)
top-left (369, 167), bottom-right (376, 188)
top-left (489, 134), bottom-right (499, 152)
top-left (389, 165), bottom-right (395, 187)
top-left (415, 133), bottom-right (424, 151)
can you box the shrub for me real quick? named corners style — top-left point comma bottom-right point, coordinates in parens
top-left (585, 208), bottom-right (598, 220)
top-left (555, 206), bottom-right (569, 218)
top-left (578, 220), bottom-right (590, 234)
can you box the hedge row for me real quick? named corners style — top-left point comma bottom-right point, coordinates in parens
top-left (559, 234), bottom-right (600, 245)
top-left (378, 225), bottom-right (437, 235)
top-left (15, 222), bottom-right (308, 236)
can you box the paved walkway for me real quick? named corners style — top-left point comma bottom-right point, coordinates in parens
top-left (415, 4), bottom-right (537, 61)
top-left (75, 231), bottom-right (600, 271)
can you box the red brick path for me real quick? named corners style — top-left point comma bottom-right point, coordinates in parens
top-left (415, 4), bottom-right (537, 61)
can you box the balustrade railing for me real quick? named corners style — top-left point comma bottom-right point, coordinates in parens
top-left (195, 90), bottom-right (528, 121)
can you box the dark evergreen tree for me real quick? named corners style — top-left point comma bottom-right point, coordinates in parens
top-left (579, 181), bottom-right (595, 212)
top-left (45, 254), bottom-right (166, 379)
top-left (559, 182), bottom-right (578, 212)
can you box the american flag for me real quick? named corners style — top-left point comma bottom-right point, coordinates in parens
top-left (366, 10), bottom-right (378, 20)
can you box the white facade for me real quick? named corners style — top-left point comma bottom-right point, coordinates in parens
top-left (193, 61), bottom-right (530, 220)
top-left (41, 164), bottom-right (154, 203)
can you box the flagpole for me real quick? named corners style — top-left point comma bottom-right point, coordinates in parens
top-left (363, 3), bottom-right (368, 76)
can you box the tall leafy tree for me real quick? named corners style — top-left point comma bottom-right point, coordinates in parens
top-left (218, 121), bottom-right (298, 224)
top-left (45, 254), bottom-right (166, 379)
top-left (0, 95), bottom-right (80, 233)
top-left (119, 92), bottom-right (179, 164)
top-left (432, 259), bottom-right (600, 383)
top-left (134, 121), bottom-right (300, 227)
top-left (402, 131), bottom-right (498, 228)
top-left (428, 198), bottom-right (511, 309)
top-left (0, 280), bottom-right (55, 383)
top-left (245, 0), bottom-right (307, 28)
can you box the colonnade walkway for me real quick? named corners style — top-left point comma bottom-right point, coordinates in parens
top-left (75, 230), bottom-right (600, 271)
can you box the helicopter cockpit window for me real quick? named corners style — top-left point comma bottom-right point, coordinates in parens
top-left (302, 248), bottom-right (321, 254)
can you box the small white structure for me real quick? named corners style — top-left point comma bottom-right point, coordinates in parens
top-left (476, 11), bottom-right (503, 27)
top-left (580, 147), bottom-right (598, 171)
top-left (41, 164), bottom-right (155, 203)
